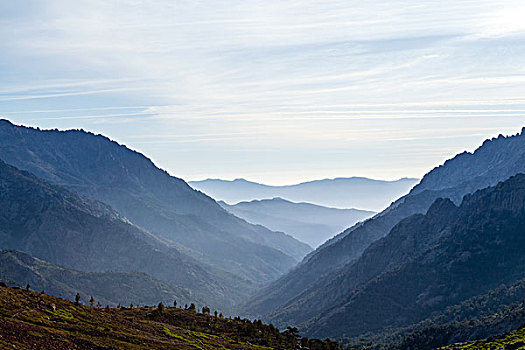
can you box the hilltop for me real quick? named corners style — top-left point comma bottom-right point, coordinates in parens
top-left (0, 284), bottom-right (340, 350)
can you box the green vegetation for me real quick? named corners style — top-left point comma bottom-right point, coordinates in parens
top-left (342, 278), bottom-right (525, 349)
top-left (441, 326), bottom-right (525, 349)
top-left (0, 284), bottom-right (341, 349)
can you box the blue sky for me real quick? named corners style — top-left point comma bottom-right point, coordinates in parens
top-left (1, 0), bottom-right (525, 185)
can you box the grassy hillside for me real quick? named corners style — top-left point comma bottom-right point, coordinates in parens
top-left (441, 326), bottom-right (525, 349)
top-left (0, 284), bottom-right (340, 350)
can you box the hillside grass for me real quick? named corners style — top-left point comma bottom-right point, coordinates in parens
top-left (441, 326), bottom-right (525, 349)
top-left (0, 285), bottom-right (338, 349)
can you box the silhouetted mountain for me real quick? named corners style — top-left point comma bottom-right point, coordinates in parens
top-left (0, 159), bottom-right (235, 308)
top-left (0, 119), bottom-right (311, 291)
top-left (190, 177), bottom-right (418, 211)
top-left (0, 250), bottom-right (201, 308)
top-left (219, 198), bottom-right (374, 248)
top-left (292, 174), bottom-right (525, 339)
top-left (246, 129), bottom-right (525, 331)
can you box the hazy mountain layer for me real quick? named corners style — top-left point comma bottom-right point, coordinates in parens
top-left (190, 177), bottom-right (418, 211)
top-left (0, 160), bottom-right (243, 309)
top-left (246, 129), bottom-right (525, 329)
top-left (0, 119), bottom-right (311, 288)
top-left (0, 250), bottom-right (200, 308)
top-left (219, 198), bottom-right (374, 248)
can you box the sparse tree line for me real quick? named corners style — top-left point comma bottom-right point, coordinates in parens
top-left (12, 282), bottom-right (343, 349)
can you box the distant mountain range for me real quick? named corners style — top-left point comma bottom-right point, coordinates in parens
top-left (0, 119), bottom-right (311, 311)
top-left (190, 177), bottom-right (418, 211)
top-left (219, 198), bottom-right (374, 248)
top-left (245, 128), bottom-right (525, 346)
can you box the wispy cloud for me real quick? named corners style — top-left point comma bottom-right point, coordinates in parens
top-left (1, 0), bottom-right (525, 184)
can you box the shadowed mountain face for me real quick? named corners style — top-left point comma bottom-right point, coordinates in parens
top-left (219, 198), bottom-right (374, 248)
top-left (0, 250), bottom-right (200, 308)
top-left (190, 177), bottom-right (418, 212)
top-left (0, 160), bottom-right (232, 308)
top-left (302, 174), bottom-right (525, 338)
top-left (0, 119), bottom-right (311, 290)
top-left (245, 129), bottom-right (525, 329)
top-left (368, 277), bottom-right (525, 349)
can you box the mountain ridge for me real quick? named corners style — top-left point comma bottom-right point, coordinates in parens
top-left (0, 249), bottom-right (201, 308)
top-left (302, 173), bottom-right (525, 338)
top-left (0, 159), bottom-right (237, 309)
top-left (190, 176), bottom-right (418, 211)
top-left (219, 198), bottom-right (374, 247)
top-left (0, 119), bottom-right (311, 292)
top-left (245, 128), bottom-right (525, 332)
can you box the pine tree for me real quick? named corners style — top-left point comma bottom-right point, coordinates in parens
top-left (89, 296), bottom-right (95, 307)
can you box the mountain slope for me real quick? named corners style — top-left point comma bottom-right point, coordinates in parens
top-left (303, 173), bottom-right (525, 338)
top-left (246, 128), bottom-right (525, 321)
top-left (219, 198), bottom-right (374, 247)
top-left (0, 159), bottom-right (240, 308)
top-left (0, 249), bottom-right (200, 308)
top-left (0, 285), bottom-right (339, 350)
top-left (342, 277), bottom-right (525, 349)
top-left (190, 177), bottom-right (417, 211)
top-left (442, 325), bottom-right (525, 350)
top-left (0, 119), bottom-right (311, 287)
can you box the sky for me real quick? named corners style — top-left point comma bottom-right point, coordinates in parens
top-left (1, 1), bottom-right (525, 185)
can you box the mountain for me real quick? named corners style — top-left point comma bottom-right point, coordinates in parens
top-left (0, 284), bottom-right (339, 350)
top-left (0, 249), bottom-right (200, 308)
top-left (190, 177), bottom-right (418, 211)
top-left (341, 277), bottom-right (525, 349)
top-left (0, 119), bottom-right (311, 289)
top-left (0, 159), bottom-right (236, 308)
top-left (219, 198), bottom-right (374, 248)
top-left (246, 129), bottom-right (525, 330)
top-left (385, 279), bottom-right (525, 350)
top-left (290, 174), bottom-right (525, 339)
